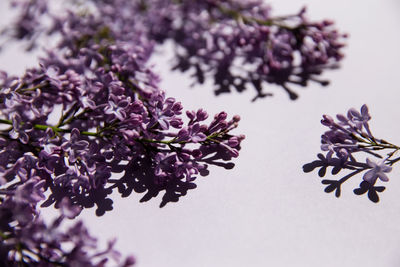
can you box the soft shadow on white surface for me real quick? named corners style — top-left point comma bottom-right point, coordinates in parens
top-left (1, 1), bottom-right (400, 266)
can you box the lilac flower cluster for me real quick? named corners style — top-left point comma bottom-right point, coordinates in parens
top-left (304, 105), bottom-right (400, 202)
top-left (4, 0), bottom-right (346, 101)
top-left (1, 0), bottom-right (244, 201)
top-left (0, 195), bottom-right (135, 266)
top-left (0, 0), bottom-right (245, 264)
top-left (143, 0), bottom-right (346, 100)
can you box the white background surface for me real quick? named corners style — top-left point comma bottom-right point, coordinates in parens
top-left (1, 1), bottom-right (400, 266)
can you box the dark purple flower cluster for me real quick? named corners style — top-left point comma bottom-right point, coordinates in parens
top-left (3, 0), bottom-right (48, 50)
top-left (0, 0), bottom-right (245, 264)
top-left (1, 0), bottom-right (243, 197)
top-left (0, 48), bottom-right (243, 195)
top-left (0, 194), bottom-right (135, 266)
top-left (304, 105), bottom-right (400, 202)
top-left (3, 0), bottom-right (346, 101)
top-left (143, 0), bottom-right (346, 100)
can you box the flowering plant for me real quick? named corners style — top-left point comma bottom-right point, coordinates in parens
top-left (304, 105), bottom-right (400, 202)
top-left (0, 0), bottom-right (345, 265)
top-left (3, 0), bottom-right (346, 101)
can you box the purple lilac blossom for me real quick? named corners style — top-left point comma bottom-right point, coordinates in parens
top-left (304, 104), bottom-right (400, 202)
top-left (363, 158), bottom-right (392, 184)
top-left (146, 0), bottom-right (347, 100)
top-left (0, 0), bottom-right (245, 264)
top-left (0, 1), bottom-right (244, 193)
top-left (0, 194), bottom-right (135, 266)
top-left (3, 0), bottom-right (346, 101)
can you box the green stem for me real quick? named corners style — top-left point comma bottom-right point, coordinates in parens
top-left (0, 118), bottom-right (229, 147)
top-left (216, 5), bottom-right (298, 30)
top-left (59, 108), bottom-right (88, 128)
top-left (388, 156), bottom-right (400, 166)
top-left (387, 148), bottom-right (400, 159)
top-left (169, 0), bottom-right (300, 30)
top-left (15, 83), bottom-right (46, 93)
top-left (360, 143), bottom-right (399, 150)
top-left (138, 131), bottom-right (224, 146)
top-left (0, 119), bottom-right (98, 137)
top-left (138, 138), bottom-right (182, 145)
top-left (0, 230), bottom-right (9, 240)
top-left (0, 119), bottom-right (12, 125)
top-left (57, 103), bottom-right (80, 127)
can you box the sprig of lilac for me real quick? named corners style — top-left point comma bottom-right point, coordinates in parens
top-left (141, 0), bottom-right (347, 100)
top-left (303, 104), bottom-right (400, 202)
top-left (0, 0), bottom-right (244, 200)
top-left (0, 0), bottom-right (245, 264)
top-left (0, 193), bottom-right (135, 266)
top-left (2, 0), bottom-right (346, 101)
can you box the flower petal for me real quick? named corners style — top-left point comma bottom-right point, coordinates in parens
top-left (378, 172), bottom-right (389, 182)
top-left (363, 169), bottom-right (377, 184)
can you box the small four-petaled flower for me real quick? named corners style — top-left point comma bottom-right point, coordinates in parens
top-left (363, 158), bottom-right (392, 184)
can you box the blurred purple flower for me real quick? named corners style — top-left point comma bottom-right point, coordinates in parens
top-left (363, 158), bottom-right (392, 184)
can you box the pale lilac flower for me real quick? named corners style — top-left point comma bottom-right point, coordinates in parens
top-left (306, 105), bottom-right (399, 202)
top-left (13, 177), bottom-right (46, 204)
top-left (59, 197), bottom-right (82, 219)
top-left (104, 96), bottom-right (131, 121)
top-left (9, 113), bottom-right (30, 144)
top-left (363, 158), bottom-right (392, 184)
top-left (348, 104), bottom-right (371, 129)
